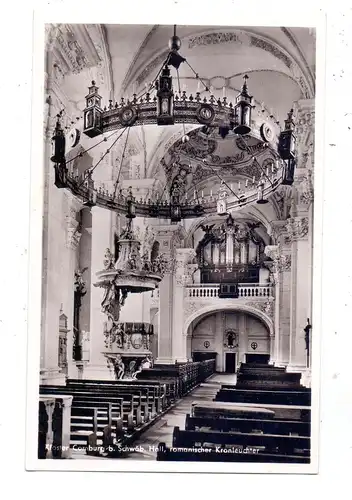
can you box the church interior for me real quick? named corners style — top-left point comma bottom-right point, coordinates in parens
top-left (39, 23), bottom-right (315, 463)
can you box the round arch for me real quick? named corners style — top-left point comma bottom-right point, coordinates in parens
top-left (184, 303), bottom-right (274, 337)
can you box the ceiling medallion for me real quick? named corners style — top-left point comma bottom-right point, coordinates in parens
top-left (260, 123), bottom-right (274, 142)
top-left (119, 105), bottom-right (138, 127)
top-left (196, 103), bottom-right (216, 125)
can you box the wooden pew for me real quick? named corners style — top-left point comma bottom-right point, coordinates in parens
top-left (191, 401), bottom-right (276, 420)
top-left (40, 378), bottom-right (171, 452)
top-left (66, 380), bottom-right (168, 413)
top-left (172, 426), bottom-right (310, 456)
top-left (67, 383), bottom-right (161, 416)
top-left (137, 359), bottom-right (216, 397)
top-left (215, 388), bottom-right (311, 406)
top-left (185, 414), bottom-right (311, 436)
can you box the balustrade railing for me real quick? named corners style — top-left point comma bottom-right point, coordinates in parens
top-left (186, 283), bottom-right (273, 299)
top-left (38, 395), bottom-right (72, 459)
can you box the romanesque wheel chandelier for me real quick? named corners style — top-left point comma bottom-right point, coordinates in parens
top-left (51, 25), bottom-right (297, 221)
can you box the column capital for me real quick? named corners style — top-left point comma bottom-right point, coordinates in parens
top-left (61, 395), bottom-right (73, 408)
top-left (174, 248), bottom-right (197, 287)
top-left (155, 224), bottom-right (186, 253)
top-left (64, 192), bottom-right (84, 250)
top-left (269, 220), bottom-right (289, 246)
top-left (295, 169), bottom-right (314, 208)
top-left (285, 216), bottom-right (309, 243)
top-left (293, 98), bottom-right (315, 168)
top-left (264, 244), bottom-right (291, 275)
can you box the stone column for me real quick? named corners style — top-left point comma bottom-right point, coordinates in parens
top-left (239, 312), bottom-right (247, 365)
top-left (286, 176), bottom-right (313, 373)
top-left (43, 398), bottom-right (55, 459)
top-left (215, 312), bottom-right (224, 372)
top-left (60, 396), bottom-right (73, 459)
top-left (172, 248), bottom-right (196, 363)
top-left (225, 226), bottom-right (234, 265)
top-left (269, 333), bottom-right (275, 364)
top-left (265, 224), bottom-right (291, 367)
top-left (63, 192), bottom-right (84, 379)
top-left (286, 99), bottom-right (314, 378)
top-left (83, 205), bottom-right (114, 380)
top-left (40, 74), bottom-right (69, 385)
top-left (154, 225), bottom-right (184, 364)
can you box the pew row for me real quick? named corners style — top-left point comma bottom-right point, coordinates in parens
top-left (215, 388), bottom-right (311, 406)
top-left (172, 426), bottom-right (310, 456)
top-left (185, 414), bottom-right (311, 436)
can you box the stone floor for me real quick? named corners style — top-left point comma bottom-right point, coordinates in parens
top-left (71, 373), bottom-right (237, 460)
top-left (122, 373), bottom-right (237, 460)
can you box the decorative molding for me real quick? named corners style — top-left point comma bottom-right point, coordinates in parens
top-left (269, 220), bottom-right (288, 245)
top-left (264, 245), bottom-right (291, 275)
top-left (250, 35), bottom-right (292, 69)
top-left (270, 185), bottom-right (293, 221)
top-left (296, 170), bottom-right (314, 206)
top-left (188, 32), bottom-right (239, 49)
top-left (246, 299), bottom-right (275, 320)
top-left (136, 50), bottom-right (169, 87)
top-left (134, 29), bottom-right (312, 98)
top-left (293, 99), bottom-right (315, 165)
top-left (64, 192), bottom-right (84, 250)
top-left (285, 216), bottom-right (309, 243)
top-left (184, 301), bottom-right (209, 319)
top-left (66, 221), bottom-right (82, 250)
top-left (174, 248), bottom-right (197, 287)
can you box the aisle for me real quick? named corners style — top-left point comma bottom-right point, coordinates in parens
top-left (123, 373), bottom-right (237, 460)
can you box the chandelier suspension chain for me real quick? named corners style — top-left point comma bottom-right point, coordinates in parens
top-left (76, 126), bottom-right (129, 189)
top-left (190, 176), bottom-right (201, 205)
top-left (112, 126), bottom-right (131, 200)
top-left (176, 68), bottom-right (187, 137)
top-left (184, 60), bottom-right (210, 93)
top-left (132, 52), bottom-right (172, 102)
top-left (240, 135), bottom-right (274, 187)
top-left (50, 27), bottom-right (298, 221)
top-left (64, 129), bottom-right (120, 166)
top-left (204, 161), bottom-right (242, 201)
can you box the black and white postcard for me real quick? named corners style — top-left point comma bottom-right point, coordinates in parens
top-left (25, 7), bottom-right (326, 474)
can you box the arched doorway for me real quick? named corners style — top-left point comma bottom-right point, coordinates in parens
top-left (188, 310), bottom-right (270, 372)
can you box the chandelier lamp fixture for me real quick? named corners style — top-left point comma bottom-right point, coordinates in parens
top-left (50, 25), bottom-right (297, 221)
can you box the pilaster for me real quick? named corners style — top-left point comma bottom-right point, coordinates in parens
top-left (265, 228), bottom-right (291, 367)
top-left (286, 179), bottom-right (312, 373)
top-left (83, 205), bottom-right (114, 380)
top-left (154, 224), bottom-right (185, 364)
top-left (172, 248), bottom-right (196, 363)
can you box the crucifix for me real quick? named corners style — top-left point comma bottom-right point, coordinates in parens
top-left (304, 318), bottom-right (312, 367)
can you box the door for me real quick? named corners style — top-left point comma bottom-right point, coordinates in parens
top-left (225, 353), bottom-right (237, 373)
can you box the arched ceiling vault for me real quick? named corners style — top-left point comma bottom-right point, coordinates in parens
top-left (112, 25), bottom-right (315, 100)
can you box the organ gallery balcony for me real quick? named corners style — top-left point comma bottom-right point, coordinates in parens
top-left (186, 283), bottom-right (273, 300)
top-left (151, 283), bottom-right (273, 304)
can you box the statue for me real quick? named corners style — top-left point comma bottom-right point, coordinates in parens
top-left (225, 330), bottom-right (238, 348)
top-left (101, 280), bottom-right (128, 323)
top-left (128, 360), bottom-right (137, 378)
top-left (103, 248), bottom-right (115, 270)
top-left (304, 318), bottom-right (312, 367)
top-left (73, 268), bottom-right (88, 361)
top-left (114, 355), bottom-right (125, 380)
